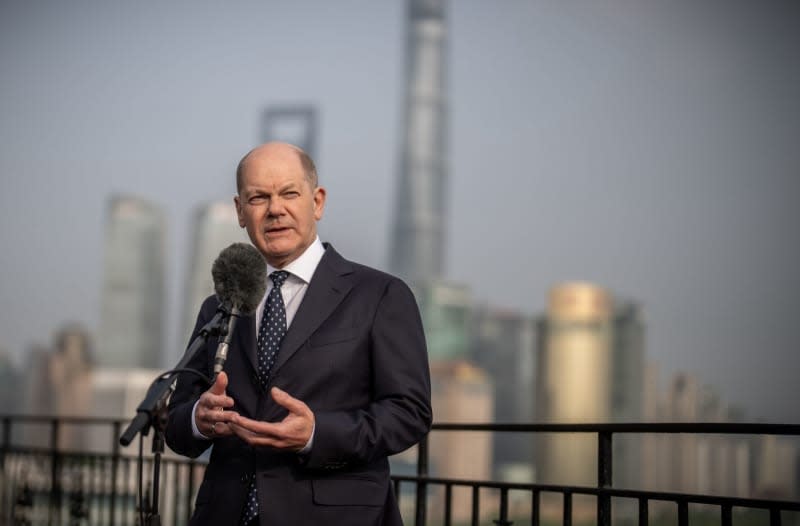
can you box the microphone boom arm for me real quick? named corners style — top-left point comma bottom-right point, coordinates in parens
top-left (119, 306), bottom-right (229, 447)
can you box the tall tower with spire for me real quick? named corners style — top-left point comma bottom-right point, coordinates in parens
top-left (389, 0), bottom-right (448, 284)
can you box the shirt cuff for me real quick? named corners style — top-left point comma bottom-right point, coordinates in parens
top-left (191, 399), bottom-right (211, 440)
top-left (298, 423), bottom-right (315, 455)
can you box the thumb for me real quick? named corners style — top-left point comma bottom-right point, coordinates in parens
top-left (211, 371), bottom-right (228, 395)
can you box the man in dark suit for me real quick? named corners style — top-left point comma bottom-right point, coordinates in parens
top-left (166, 142), bottom-right (432, 525)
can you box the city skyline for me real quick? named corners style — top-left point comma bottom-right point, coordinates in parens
top-left (1, 1), bottom-right (798, 423)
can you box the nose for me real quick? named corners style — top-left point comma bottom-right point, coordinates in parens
top-left (267, 196), bottom-right (286, 217)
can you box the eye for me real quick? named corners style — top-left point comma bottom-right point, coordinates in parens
top-left (284, 191), bottom-right (300, 199)
top-left (249, 195), bottom-right (268, 205)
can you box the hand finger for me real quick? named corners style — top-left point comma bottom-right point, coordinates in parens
top-left (210, 371), bottom-right (228, 396)
top-left (270, 387), bottom-right (309, 415)
top-left (210, 422), bottom-right (234, 437)
top-left (229, 422), bottom-right (290, 448)
top-left (232, 414), bottom-right (282, 438)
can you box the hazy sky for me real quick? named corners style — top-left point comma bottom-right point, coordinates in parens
top-left (1, 1), bottom-right (798, 422)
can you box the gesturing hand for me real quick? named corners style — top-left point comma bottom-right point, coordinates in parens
top-left (194, 371), bottom-right (238, 438)
top-left (230, 387), bottom-right (315, 452)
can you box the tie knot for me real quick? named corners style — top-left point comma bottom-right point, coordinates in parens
top-left (270, 270), bottom-right (290, 288)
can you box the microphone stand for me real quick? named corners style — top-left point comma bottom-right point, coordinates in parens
top-left (119, 304), bottom-right (232, 526)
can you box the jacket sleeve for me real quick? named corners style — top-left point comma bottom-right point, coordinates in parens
top-left (303, 278), bottom-right (432, 469)
top-left (165, 296), bottom-right (217, 458)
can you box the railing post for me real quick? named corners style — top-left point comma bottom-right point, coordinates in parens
top-left (1, 416), bottom-right (10, 509)
top-left (415, 434), bottom-right (429, 526)
top-left (770, 508), bottom-right (782, 526)
top-left (187, 458), bottom-right (197, 523)
top-left (638, 497), bottom-right (648, 526)
top-left (597, 430), bottom-right (612, 526)
top-left (110, 420), bottom-right (121, 526)
top-left (677, 500), bottom-right (688, 526)
top-left (444, 484), bottom-right (452, 526)
top-left (49, 417), bottom-right (62, 526)
top-left (471, 485), bottom-right (480, 526)
top-left (531, 489), bottom-right (540, 526)
top-left (1, 416), bottom-right (9, 464)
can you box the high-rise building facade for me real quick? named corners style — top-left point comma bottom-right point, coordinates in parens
top-left (428, 360), bottom-right (494, 522)
top-left (389, 0), bottom-right (448, 284)
top-left (534, 282), bottom-right (613, 520)
top-left (181, 200), bottom-right (248, 346)
top-left (98, 195), bottom-right (166, 369)
top-left (471, 306), bottom-right (536, 480)
top-left (413, 280), bottom-right (472, 361)
top-left (610, 301), bottom-right (646, 503)
top-left (535, 283), bottom-right (613, 485)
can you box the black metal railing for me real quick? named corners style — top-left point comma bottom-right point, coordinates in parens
top-left (397, 422), bottom-right (800, 526)
top-left (1, 416), bottom-right (798, 525)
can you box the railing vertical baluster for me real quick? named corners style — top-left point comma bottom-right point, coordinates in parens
top-left (531, 490), bottom-right (540, 526)
top-left (415, 435), bottom-right (429, 526)
top-left (187, 459), bottom-right (196, 524)
top-left (89, 454), bottom-right (96, 522)
top-left (721, 503), bottom-right (732, 526)
top-left (597, 430), bottom-right (612, 526)
top-left (123, 456), bottom-right (132, 525)
top-left (563, 492), bottom-right (572, 526)
top-left (677, 500), bottom-right (688, 526)
top-left (638, 497), bottom-right (648, 526)
top-left (1, 416), bottom-right (10, 513)
top-left (494, 487), bottom-right (512, 526)
top-left (471, 485), bottom-right (480, 526)
top-left (111, 421), bottom-right (121, 526)
top-left (444, 483), bottom-right (452, 526)
top-left (49, 417), bottom-right (62, 526)
top-left (770, 507), bottom-right (781, 526)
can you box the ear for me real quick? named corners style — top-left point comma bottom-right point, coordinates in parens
top-left (234, 195), bottom-right (246, 228)
top-left (313, 186), bottom-right (327, 221)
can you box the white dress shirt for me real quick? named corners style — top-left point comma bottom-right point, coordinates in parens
top-left (256, 236), bottom-right (325, 335)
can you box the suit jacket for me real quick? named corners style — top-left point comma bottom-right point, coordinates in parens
top-left (165, 244), bottom-right (432, 526)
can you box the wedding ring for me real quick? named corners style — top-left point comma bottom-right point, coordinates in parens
top-left (212, 422), bottom-right (219, 435)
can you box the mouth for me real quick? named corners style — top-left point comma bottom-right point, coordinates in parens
top-left (265, 226), bottom-right (291, 236)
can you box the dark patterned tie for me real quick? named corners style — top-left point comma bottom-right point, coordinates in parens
top-left (241, 270), bottom-right (289, 525)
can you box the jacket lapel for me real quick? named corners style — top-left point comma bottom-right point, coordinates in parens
top-left (271, 245), bottom-right (353, 376)
top-left (234, 312), bottom-right (258, 377)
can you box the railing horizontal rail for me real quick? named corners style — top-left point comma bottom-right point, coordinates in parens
top-left (392, 475), bottom-right (800, 511)
top-left (431, 421), bottom-right (800, 435)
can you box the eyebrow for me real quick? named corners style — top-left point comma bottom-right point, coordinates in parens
top-left (245, 182), bottom-right (300, 196)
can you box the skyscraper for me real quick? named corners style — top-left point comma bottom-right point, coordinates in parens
top-left (98, 195), bottom-right (166, 369)
top-left (471, 306), bottom-right (537, 480)
top-left (428, 360), bottom-right (494, 522)
top-left (413, 280), bottom-right (472, 361)
top-left (181, 200), bottom-right (248, 346)
top-left (389, 0), bottom-right (448, 284)
top-left (535, 283), bottom-right (613, 486)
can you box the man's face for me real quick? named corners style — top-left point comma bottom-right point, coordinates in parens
top-left (234, 144), bottom-right (326, 268)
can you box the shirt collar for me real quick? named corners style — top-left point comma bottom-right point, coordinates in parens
top-left (265, 236), bottom-right (325, 285)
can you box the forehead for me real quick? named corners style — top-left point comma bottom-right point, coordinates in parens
top-left (239, 148), bottom-right (305, 189)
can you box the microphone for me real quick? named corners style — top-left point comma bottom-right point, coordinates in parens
top-left (211, 243), bottom-right (267, 376)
